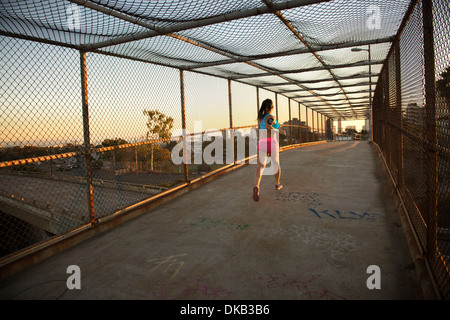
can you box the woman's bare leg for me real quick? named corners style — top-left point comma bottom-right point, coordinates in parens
top-left (273, 148), bottom-right (281, 185)
top-left (274, 164), bottom-right (281, 185)
top-left (255, 153), bottom-right (266, 187)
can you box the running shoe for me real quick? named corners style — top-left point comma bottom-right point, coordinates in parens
top-left (253, 186), bottom-right (260, 202)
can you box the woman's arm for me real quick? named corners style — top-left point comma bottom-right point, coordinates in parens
top-left (265, 116), bottom-right (286, 137)
top-left (265, 115), bottom-right (276, 131)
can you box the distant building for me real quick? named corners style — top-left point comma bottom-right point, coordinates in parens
top-left (281, 118), bottom-right (312, 143)
top-left (291, 117), bottom-right (299, 125)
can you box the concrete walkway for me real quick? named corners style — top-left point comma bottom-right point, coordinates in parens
top-left (0, 141), bottom-right (423, 300)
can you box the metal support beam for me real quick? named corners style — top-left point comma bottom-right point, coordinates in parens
top-left (289, 99), bottom-right (292, 144)
top-left (279, 84), bottom-right (373, 94)
top-left (316, 110), bottom-right (319, 140)
top-left (299, 95), bottom-right (371, 104)
top-left (322, 114), bottom-right (325, 140)
top-left (261, 74), bottom-right (378, 87)
top-left (275, 94), bottom-right (279, 120)
top-left (79, 51), bottom-right (95, 225)
top-left (228, 79), bottom-right (233, 129)
top-left (73, 0), bottom-right (332, 51)
top-left (256, 87), bottom-right (260, 116)
top-left (228, 79), bottom-right (235, 164)
top-left (394, 38), bottom-right (403, 192)
top-left (422, 0), bottom-right (437, 261)
top-left (180, 70), bottom-right (189, 183)
top-left (305, 107), bottom-right (309, 142)
top-left (230, 61), bottom-right (383, 80)
top-left (298, 103), bottom-right (303, 143)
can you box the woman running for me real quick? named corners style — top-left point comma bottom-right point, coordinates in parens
top-left (253, 99), bottom-right (286, 202)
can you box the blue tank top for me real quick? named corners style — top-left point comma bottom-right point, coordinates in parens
top-left (260, 114), bottom-right (279, 130)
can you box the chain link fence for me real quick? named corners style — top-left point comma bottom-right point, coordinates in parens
top-left (372, 0), bottom-right (449, 299)
top-left (0, 35), bottom-right (328, 261)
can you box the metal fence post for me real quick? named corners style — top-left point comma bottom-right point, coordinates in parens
top-left (79, 50), bottom-right (95, 225)
top-left (228, 79), bottom-right (235, 164)
top-left (422, 0), bottom-right (437, 261)
top-left (322, 114), bottom-right (325, 140)
top-left (228, 79), bottom-right (233, 129)
top-left (385, 61), bottom-right (391, 166)
top-left (180, 69), bottom-right (189, 183)
top-left (298, 103), bottom-right (303, 143)
top-left (322, 114), bottom-right (324, 140)
top-left (394, 39), bottom-right (403, 190)
top-left (256, 87), bottom-right (260, 116)
top-left (275, 93), bottom-right (279, 120)
top-left (305, 107), bottom-right (309, 142)
top-left (316, 111), bottom-right (319, 141)
top-left (288, 98), bottom-right (292, 145)
top-left (320, 114), bottom-right (323, 140)
top-left (369, 44), bottom-right (373, 141)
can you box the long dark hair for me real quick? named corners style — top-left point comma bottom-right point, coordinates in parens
top-left (257, 99), bottom-right (273, 120)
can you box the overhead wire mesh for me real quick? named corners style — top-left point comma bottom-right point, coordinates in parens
top-left (0, 0), bottom-right (413, 120)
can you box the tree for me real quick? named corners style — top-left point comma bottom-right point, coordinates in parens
top-left (344, 128), bottom-right (356, 136)
top-left (360, 129), bottom-right (369, 139)
top-left (101, 138), bottom-right (128, 147)
top-left (437, 66), bottom-right (450, 100)
top-left (143, 110), bottom-right (174, 170)
top-left (101, 138), bottom-right (128, 168)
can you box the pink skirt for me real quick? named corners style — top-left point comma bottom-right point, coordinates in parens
top-left (258, 138), bottom-right (278, 155)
